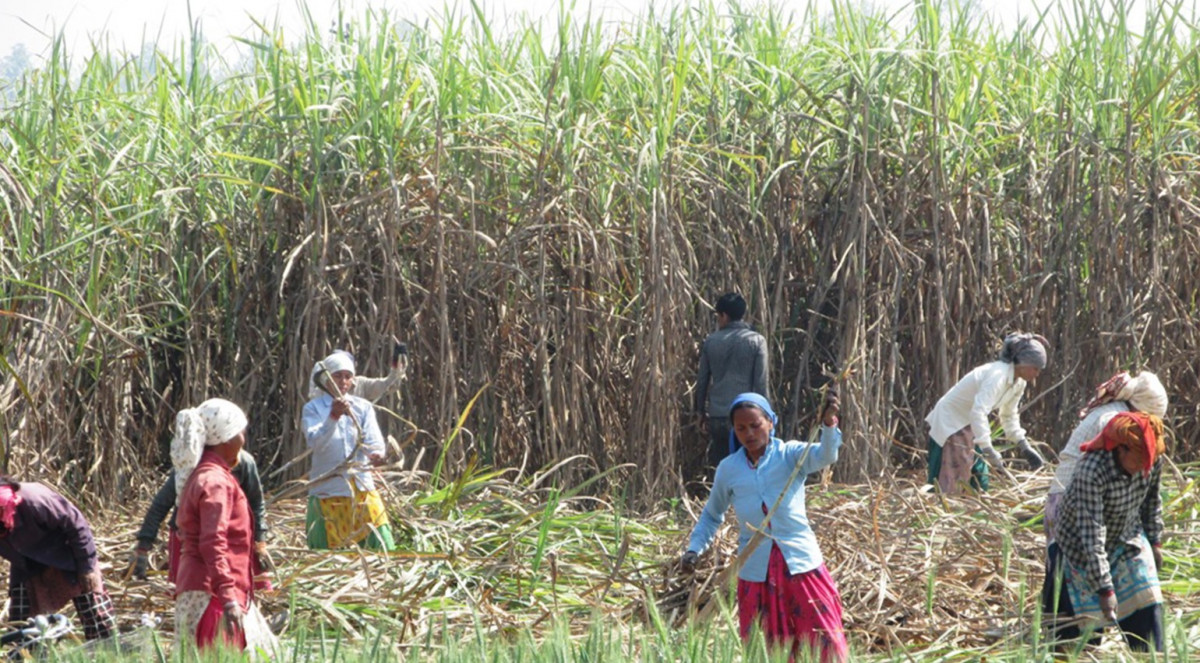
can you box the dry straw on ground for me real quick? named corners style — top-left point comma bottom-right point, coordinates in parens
top-left (657, 466), bottom-right (1200, 656)
top-left (39, 461), bottom-right (1196, 658)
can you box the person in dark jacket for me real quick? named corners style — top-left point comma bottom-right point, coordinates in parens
top-left (0, 478), bottom-right (116, 640)
top-left (131, 451), bottom-right (269, 582)
top-left (694, 292), bottom-right (769, 473)
top-left (132, 350), bottom-right (405, 576)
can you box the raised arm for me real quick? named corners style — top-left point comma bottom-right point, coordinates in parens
top-left (352, 367), bottom-right (405, 403)
top-left (790, 425), bottom-right (843, 475)
top-left (789, 393), bottom-right (843, 474)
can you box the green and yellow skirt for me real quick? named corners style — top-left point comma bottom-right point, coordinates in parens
top-left (305, 486), bottom-right (396, 551)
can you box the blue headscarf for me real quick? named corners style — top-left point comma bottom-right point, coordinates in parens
top-left (728, 392), bottom-right (779, 455)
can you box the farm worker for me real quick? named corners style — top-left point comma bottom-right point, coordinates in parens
top-left (303, 351), bottom-right (396, 550)
top-left (924, 332), bottom-right (1049, 494)
top-left (694, 292), bottom-right (769, 475)
top-left (681, 392), bottom-right (848, 662)
top-left (1045, 411), bottom-right (1165, 652)
top-left (304, 348), bottom-right (408, 402)
top-left (130, 450), bottom-right (270, 585)
top-left (172, 398), bottom-right (278, 654)
top-left (129, 349), bottom-right (404, 578)
top-left (1043, 371), bottom-right (1167, 575)
top-left (0, 478), bottom-right (116, 640)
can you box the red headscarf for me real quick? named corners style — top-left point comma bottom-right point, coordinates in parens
top-left (1079, 411), bottom-right (1165, 477)
top-left (0, 484), bottom-right (22, 533)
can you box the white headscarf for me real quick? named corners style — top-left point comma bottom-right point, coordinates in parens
top-left (1079, 370), bottom-right (1169, 420)
top-left (308, 350), bottom-right (357, 399)
top-left (1120, 371), bottom-right (1169, 418)
top-left (171, 398), bottom-right (248, 505)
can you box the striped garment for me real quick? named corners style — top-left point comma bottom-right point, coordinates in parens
top-left (8, 580), bottom-right (115, 641)
top-left (1055, 450), bottom-right (1163, 594)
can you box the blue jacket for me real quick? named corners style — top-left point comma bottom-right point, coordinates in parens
top-left (687, 426), bottom-right (841, 581)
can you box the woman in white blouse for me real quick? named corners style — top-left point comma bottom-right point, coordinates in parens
top-left (924, 333), bottom-right (1049, 494)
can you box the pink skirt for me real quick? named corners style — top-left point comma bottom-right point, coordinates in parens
top-left (938, 426), bottom-right (977, 495)
top-left (737, 545), bottom-right (849, 663)
top-left (195, 595), bottom-right (247, 650)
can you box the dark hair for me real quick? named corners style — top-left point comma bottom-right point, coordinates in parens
top-left (0, 476), bottom-right (18, 490)
top-left (715, 292), bottom-right (747, 321)
top-left (729, 400), bottom-right (770, 419)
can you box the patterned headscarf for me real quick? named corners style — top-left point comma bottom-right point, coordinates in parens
top-left (170, 398), bottom-right (248, 505)
top-left (1078, 371), bottom-right (1168, 419)
top-left (998, 332), bottom-right (1050, 369)
top-left (308, 350), bottom-right (357, 399)
top-left (0, 484), bottom-right (22, 534)
top-left (727, 392), bottom-right (779, 455)
top-left (1079, 411), bottom-right (1165, 477)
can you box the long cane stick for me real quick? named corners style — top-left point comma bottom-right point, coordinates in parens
top-left (269, 362), bottom-right (371, 502)
top-left (313, 361), bottom-right (365, 444)
top-left (693, 382), bottom-right (841, 623)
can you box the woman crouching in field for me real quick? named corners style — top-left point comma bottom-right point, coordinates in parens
top-left (1043, 371), bottom-right (1168, 612)
top-left (0, 478), bottom-right (115, 641)
top-left (172, 398), bottom-right (277, 655)
top-left (682, 392), bottom-right (848, 662)
top-left (1047, 411), bottom-right (1166, 653)
top-left (924, 332), bottom-right (1049, 494)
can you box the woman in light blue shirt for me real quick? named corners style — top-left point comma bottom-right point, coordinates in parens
top-left (303, 351), bottom-right (395, 551)
top-left (682, 392), bottom-right (848, 662)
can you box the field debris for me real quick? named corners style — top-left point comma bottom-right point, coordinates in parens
top-left (29, 464), bottom-right (1200, 657)
top-left (656, 468), bottom-right (1200, 655)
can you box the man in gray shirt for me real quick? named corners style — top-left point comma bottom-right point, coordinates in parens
top-left (694, 292), bottom-right (769, 472)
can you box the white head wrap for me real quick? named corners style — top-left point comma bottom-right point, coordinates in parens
top-left (1119, 371), bottom-right (1169, 418)
top-left (308, 350), bottom-right (357, 399)
top-left (170, 398), bottom-right (248, 505)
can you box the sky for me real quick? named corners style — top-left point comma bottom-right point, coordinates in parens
top-left (0, 0), bottom-right (1155, 62)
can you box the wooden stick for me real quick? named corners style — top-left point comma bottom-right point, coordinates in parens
top-left (692, 380), bottom-right (843, 623)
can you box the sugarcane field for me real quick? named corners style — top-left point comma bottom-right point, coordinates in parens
top-left (3, 0), bottom-right (1200, 660)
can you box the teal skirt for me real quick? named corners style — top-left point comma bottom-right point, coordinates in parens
top-left (927, 436), bottom-right (990, 492)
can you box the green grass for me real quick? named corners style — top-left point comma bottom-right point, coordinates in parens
top-left (28, 603), bottom-right (1197, 662)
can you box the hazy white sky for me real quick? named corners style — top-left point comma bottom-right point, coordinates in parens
top-left (0, 0), bottom-right (1154, 60)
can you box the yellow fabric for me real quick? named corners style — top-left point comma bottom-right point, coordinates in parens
top-left (318, 487), bottom-right (390, 549)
